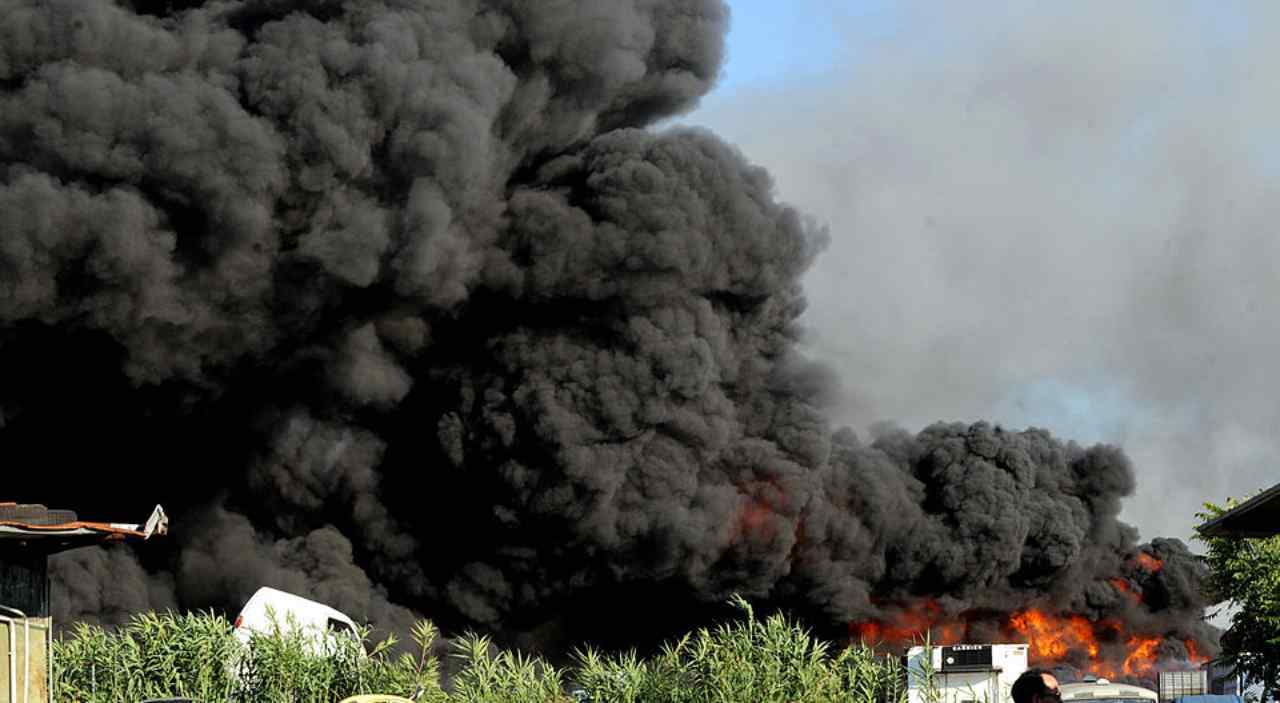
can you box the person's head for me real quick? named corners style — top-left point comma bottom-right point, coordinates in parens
top-left (1011, 669), bottom-right (1061, 703)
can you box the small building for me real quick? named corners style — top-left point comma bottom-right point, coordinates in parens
top-left (1196, 483), bottom-right (1279, 703)
top-left (1197, 483), bottom-right (1280, 538)
top-left (0, 503), bottom-right (167, 703)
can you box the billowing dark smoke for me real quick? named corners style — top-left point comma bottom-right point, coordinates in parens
top-left (1, 0), bottom-right (1213, 666)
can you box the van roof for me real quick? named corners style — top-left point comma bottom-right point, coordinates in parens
top-left (1061, 681), bottom-right (1159, 701)
top-left (239, 587), bottom-right (356, 626)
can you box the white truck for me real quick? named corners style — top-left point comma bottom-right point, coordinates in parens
top-left (906, 644), bottom-right (1031, 703)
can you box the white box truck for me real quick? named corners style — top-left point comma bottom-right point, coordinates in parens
top-left (906, 644), bottom-right (1031, 703)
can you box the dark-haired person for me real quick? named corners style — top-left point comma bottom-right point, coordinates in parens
top-left (1012, 669), bottom-right (1061, 703)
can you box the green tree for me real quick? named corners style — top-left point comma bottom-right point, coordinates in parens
top-left (1197, 499), bottom-right (1280, 703)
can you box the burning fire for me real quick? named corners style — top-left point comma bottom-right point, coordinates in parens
top-left (1009, 609), bottom-right (1100, 660)
top-left (1121, 636), bottom-right (1162, 677)
top-left (848, 598), bottom-right (1207, 682)
top-left (1109, 578), bottom-right (1144, 604)
top-left (1185, 639), bottom-right (1204, 663)
top-left (1133, 552), bottom-right (1164, 573)
top-left (849, 600), bottom-right (965, 645)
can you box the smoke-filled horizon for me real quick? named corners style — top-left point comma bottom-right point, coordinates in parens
top-left (0, 0), bottom-right (1217, 668)
top-left (688, 0), bottom-right (1276, 547)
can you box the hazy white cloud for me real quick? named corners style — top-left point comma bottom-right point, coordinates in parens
top-left (686, 0), bottom-right (1278, 543)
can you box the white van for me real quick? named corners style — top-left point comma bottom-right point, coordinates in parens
top-left (1061, 678), bottom-right (1160, 703)
top-left (232, 587), bottom-right (364, 656)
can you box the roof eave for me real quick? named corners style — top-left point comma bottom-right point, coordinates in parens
top-left (1196, 483), bottom-right (1280, 538)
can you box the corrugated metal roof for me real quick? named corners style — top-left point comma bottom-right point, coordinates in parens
top-left (1197, 483), bottom-right (1280, 538)
top-left (0, 505), bottom-right (167, 554)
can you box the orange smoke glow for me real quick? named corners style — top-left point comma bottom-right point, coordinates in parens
top-left (849, 599), bottom-right (960, 645)
top-left (1109, 578), bottom-right (1144, 603)
top-left (1133, 553), bottom-right (1164, 573)
top-left (730, 480), bottom-right (782, 543)
top-left (732, 500), bottom-right (774, 541)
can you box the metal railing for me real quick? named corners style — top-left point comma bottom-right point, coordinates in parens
top-left (0, 604), bottom-right (52, 703)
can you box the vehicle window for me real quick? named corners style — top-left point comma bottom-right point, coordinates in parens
top-left (327, 617), bottom-right (358, 641)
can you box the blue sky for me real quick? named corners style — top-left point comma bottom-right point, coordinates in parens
top-left (712, 0), bottom-right (1248, 97)
top-left (712, 0), bottom-right (900, 95)
top-left (708, 0), bottom-right (1142, 447)
top-left (704, 0), bottom-right (1254, 450)
top-left (693, 0), bottom-right (1278, 543)
top-left (703, 0), bottom-right (1259, 453)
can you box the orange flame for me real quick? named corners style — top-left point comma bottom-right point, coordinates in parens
top-left (1009, 612), bottom-right (1166, 680)
top-left (847, 601), bottom-right (1207, 683)
top-left (1009, 609), bottom-right (1100, 660)
top-left (1184, 638), bottom-right (1209, 665)
top-left (1133, 553), bottom-right (1164, 573)
top-left (1122, 635), bottom-right (1162, 676)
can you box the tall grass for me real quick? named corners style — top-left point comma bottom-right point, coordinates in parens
top-left (570, 595), bottom-right (909, 703)
top-left (53, 612), bottom-right (445, 703)
top-left (52, 596), bottom-right (913, 703)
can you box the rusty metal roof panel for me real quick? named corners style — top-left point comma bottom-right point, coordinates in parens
top-left (0, 505), bottom-right (168, 552)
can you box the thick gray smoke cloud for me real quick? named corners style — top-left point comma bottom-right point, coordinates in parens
top-left (688, 0), bottom-right (1277, 545)
top-left (0, 0), bottom-right (1213, 663)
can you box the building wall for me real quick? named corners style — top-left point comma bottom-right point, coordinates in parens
top-left (0, 552), bottom-right (48, 619)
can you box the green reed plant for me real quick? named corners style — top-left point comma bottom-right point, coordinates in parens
top-left (569, 594), bottom-right (910, 703)
top-left (53, 595), bottom-right (912, 703)
top-left (53, 611), bottom-right (445, 703)
top-left (54, 611), bottom-right (241, 703)
top-left (446, 632), bottom-right (570, 703)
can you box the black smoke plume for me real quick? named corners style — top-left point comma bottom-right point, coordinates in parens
top-left (1, 0), bottom-right (1214, 667)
